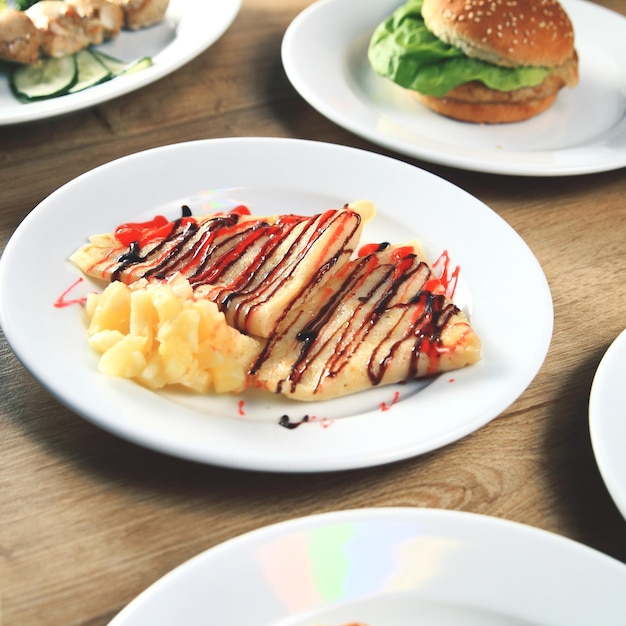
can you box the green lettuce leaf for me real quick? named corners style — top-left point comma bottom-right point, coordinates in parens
top-left (15, 0), bottom-right (42, 10)
top-left (368, 0), bottom-right (550, 97)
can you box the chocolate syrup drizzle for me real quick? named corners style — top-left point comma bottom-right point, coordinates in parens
top-left (250, 247), bottom-right (459, 394)
top-left (110, 207), bottom-right (362, 336)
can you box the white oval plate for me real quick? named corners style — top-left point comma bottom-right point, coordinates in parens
top-left (589, 328), bottom-right (626, 521)
top-left (0, 138), bottom-right (552, 472)
top-left (108, 507), bottom-right (626, 625)
top-left (282, 0), bottom-right (626, 176)
top-left (0, 0), bottom-right (241, 125)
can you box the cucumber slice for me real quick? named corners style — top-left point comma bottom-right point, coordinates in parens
top-left (118, 56), bottom-right (153, 77)
top-left (11, 55), bottom-right (77, 101)
top-left (90, 50), bottom-right (153, 78)
top-left (9, 50), bottom-right (153, 103)
top-left (68, 49), bottom-right (112, 94)
top-left (89, 49), bottom-right (129, 76)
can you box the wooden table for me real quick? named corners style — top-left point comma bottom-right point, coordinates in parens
top-left (1, 0), bottom-right (625, 623)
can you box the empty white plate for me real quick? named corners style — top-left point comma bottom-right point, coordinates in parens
top-left (109, 507), bottom-right (626, 625)
top-left (589, 328), bottom-right (626, 521)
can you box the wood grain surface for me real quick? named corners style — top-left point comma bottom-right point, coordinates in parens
top-left (1, 0), bottom-right (625, 623)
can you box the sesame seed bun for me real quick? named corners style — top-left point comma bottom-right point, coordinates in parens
top-left (421, 0), bottom-right (576, 68)
top-left (418, 0), bottom-right (578, 122)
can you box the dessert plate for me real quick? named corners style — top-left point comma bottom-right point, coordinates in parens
top-left (0, 0), bottom-right (241, 125)
top-left (109, 507), bottom-right (626, 625)
top-left (0, 138), bottom-right (552, 472)
top-left (282, 0), bottom-right (626, 176)
top-left (589, 328), bottom-right (626, 521)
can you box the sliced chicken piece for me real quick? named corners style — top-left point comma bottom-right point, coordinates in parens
top-left (0, 9), bottom-right (41, 64)
top-left (66, 0), bottom-right (124, 44)
top-left (25, 0), bottom-right (91, 58)
top-left (108, 0), bottom-right (168, 30)
top-left (5, 0), bottom-right (167, 63)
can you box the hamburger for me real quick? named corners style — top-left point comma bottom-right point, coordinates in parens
top-left (368, 0), bottom-right (579, 123)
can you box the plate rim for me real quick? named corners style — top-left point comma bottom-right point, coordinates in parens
top-left (0, 137), bottom-right (553, 472)
top-left (281, 0), bottom-right (626, 176)
top-left (589, 327), bottom-right (626, 520)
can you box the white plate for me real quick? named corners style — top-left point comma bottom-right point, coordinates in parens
top-left (0, 138), bottom-right (552, 472)
top-left (282, 0), bottom-right (626, 176)
top-left (589, 328), bottom-right (626, 521)
top-left (0, 0), bottom-right (241, 125)
top-left (109, 507), bottom-right (626, 625)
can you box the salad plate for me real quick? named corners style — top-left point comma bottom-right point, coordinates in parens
top-left (282, 0), bottom-right (626, 176)
top-left (0, 137), bottom-right (552, 472)
top-left (109, 507), bottom-right (626, 624)
top-left (0, 0), bottom-right (241, 125)
top-left (589, 328), bottom-right (626, 521)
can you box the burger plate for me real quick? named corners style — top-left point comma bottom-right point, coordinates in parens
top-left (282, 0), bottom-right (626, 176)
